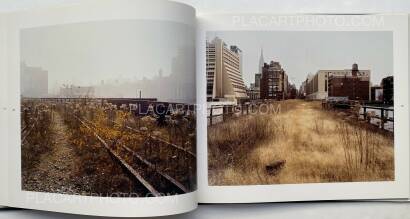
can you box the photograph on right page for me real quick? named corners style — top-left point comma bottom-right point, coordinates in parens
top-left (206, 30), bottom-right (394, 186)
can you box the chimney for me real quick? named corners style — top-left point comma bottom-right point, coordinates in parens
top-left (352, 63), bottom-right (359, 76)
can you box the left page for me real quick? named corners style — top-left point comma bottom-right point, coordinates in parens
top-left (3, 0), bottom-right (197, 217)
top-left (0, 12), bottom-right (8, 208)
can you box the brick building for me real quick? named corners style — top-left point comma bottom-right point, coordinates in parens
top-left (327, 64), bottom-right (370, 101)
top-left (260, 61), bottom-right (288, 100)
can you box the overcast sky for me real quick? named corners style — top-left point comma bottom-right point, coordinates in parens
top-left (21, 19), bottom-right (195, 94)
top-left (207, 31), bottom-right (393, 88)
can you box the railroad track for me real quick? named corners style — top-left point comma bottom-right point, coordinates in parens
top-left (21, 118), bottom-right (39, 143)
top-left (73, 115), bottom-right (190, 197)
top-left (121, 122), bottom-right (196, 158)
top-left (80, 116), bottom-right (195, 159)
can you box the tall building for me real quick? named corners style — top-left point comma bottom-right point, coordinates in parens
top-left (260, 61), bottom-right (289, 100)
top-left (305, 63), bottom-right (370, 100)
top-left (20, 62), bottom-right (48, 98)
top-left (248, 73), bottom-right (261, 100)
top-left (381, 76), bottom-right (393, 105)
top-left (206, 37), bottom-right (248, 103)
top-left (247, 49), bottom-right (264, 101)
top-left (258, 48), bottom-right (264, 75)
top-left (255, 73), bottom-right (262, 88)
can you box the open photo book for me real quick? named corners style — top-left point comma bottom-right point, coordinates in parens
top-left (0, 0), bottom-right (409, 217)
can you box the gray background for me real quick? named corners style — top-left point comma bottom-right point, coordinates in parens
top-left (1, 0), bottom-right (410, 218)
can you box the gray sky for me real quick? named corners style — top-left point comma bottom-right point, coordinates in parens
top-left (21, 19), bottom-right (195, 94)
top-left (207, 31), bottom-right (393, 88)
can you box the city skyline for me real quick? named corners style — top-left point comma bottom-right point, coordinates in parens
top-left (20, 61), bottom-right (182, 94)
top-left (206, 31), bottom-right (393, 88)
top-left (20, 19), bottom-right (196, 103)
top-left (20, 20), bottom-right (195, 99)
top-left (20, 60), bottom-right (196, 103)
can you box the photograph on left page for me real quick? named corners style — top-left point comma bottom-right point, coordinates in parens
top-left (20, 19), bottom-right (196, 197)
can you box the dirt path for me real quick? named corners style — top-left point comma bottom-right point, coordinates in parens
top-left (22, 112), bottom-right (83, 194)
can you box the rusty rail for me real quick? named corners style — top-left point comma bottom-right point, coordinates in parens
top-left (123, 125), bottom-right (196, 158)
top-left (84, 117), bottom-right (196, 159)
top-left (74, 115), bottom-right (188, 196)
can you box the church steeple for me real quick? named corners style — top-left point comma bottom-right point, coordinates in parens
top-left (259, 47), bottom-right (264, 74)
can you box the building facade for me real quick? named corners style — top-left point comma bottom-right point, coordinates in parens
top-left (247, 49), bottom-right (264, 101)
top-left (287, 83), bottom-right (298, 99)
top-left (206, 37), bottom-right (248, 103)
top-left (305, 63), bottom-right (370, 100)
top-left (327, 64), bottom-right (370, 101)
top-left (371, 85), bottom-right (383, 102)
top-left (299, 79), bottom-right (308, 99)
top-left (247, 83), bottom-right (260, 100)
top-left (20, 62), bottom-right (48, 98)
top-left (381, 76), bottom-right (393, 105)
top-left (258, 48), bottom-right (265, 76)
top-left (255, 73), bottom-right (262, 88)
top-left (260, 61), bottom-right (289, 100)
top-left (305, 72), bottom-right (327, 100)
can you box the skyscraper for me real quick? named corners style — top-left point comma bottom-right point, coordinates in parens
top-left (246, 48), bottom-right (265, 101)
top-left (255, 73), bottom-right (261, 88)
top-left (258, 48), bottom-right (264, 75)
top-left (206, 37), bottom-right (248, 103)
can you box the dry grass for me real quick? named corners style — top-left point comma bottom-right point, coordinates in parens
top-left (21, 106), bottom-right (54, 171)
top-left (208, 100), bottom-right (394, 186)
top-left (63, 110), bottom-right (142, 196)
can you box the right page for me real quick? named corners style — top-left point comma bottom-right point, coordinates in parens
top-left (197, 14), bottom-right (410, 203)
